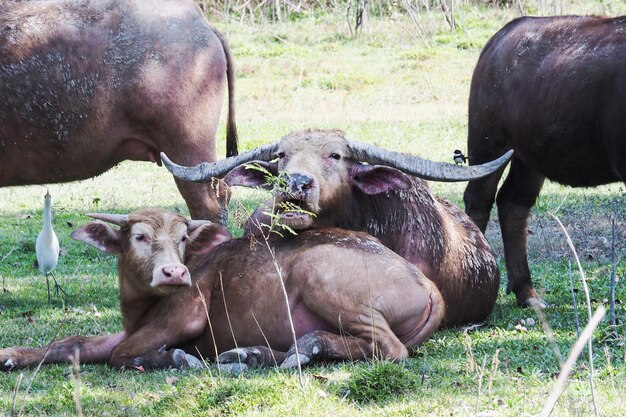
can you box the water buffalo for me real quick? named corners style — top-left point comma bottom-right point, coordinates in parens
top-left (162, 129), bottom-right (514, 327)
top-left (0, 208), bottom-right (443, 371)
top-left (0, 0), bottom-right (238, 222)
top-left (462, 16), bottom-right (626, 308)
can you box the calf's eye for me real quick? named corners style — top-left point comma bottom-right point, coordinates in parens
top-left (277, 151), bottom-right (286, 159)
top-left (134, 234), bottom-right (146, 242)
top-left (330, 153), bottom-right (341, 160)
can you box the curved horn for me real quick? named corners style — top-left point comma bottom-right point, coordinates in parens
top-left (161, 142), bottom-right (280, 183)
top-left (347, 140), bottom-right (513, 182)
top-left (86, 213), bottom-right (128, 226)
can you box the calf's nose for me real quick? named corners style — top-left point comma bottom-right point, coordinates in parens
top-left (162, 265), bottom-right (187, 280)
top-left (152, 263), bottom-right (191, 287)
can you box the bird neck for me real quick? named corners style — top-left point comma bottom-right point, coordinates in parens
top-left (43, 200), bottom-right (53, 229)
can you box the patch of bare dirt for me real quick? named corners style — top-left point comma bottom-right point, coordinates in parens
top-left (485, 198), bottom-right (625, 266)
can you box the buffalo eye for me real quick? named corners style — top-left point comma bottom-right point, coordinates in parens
top-left (329, 152), bottom-right (341, 160)
top-left (133, 234), bottom-right (147, 243)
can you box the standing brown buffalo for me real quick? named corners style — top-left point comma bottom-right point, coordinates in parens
top-left (0, 0), bottom-right (237, 222)
top-left (162, 129), bottom-right (514, 327)
top-left (462, 16), bottom-right (626, 308)
top-left (0, 208), bottom-right (443, 371)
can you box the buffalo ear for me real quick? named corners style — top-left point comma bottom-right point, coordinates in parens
top-left (223, 161), bottom-right (278, 190)
top-left (350, 164), bottom-right (412, 195)
top-left (185, 223), bottom-right (232, 261)
top-left (71, 222), bottom-right (122, 254)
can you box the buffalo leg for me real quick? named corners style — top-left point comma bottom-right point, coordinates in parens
top-left (217, 330), bottom-right (386, 371)
top-left (0, 333), bottom-right (126, 371)
top-left (496, 158), bottom-right (546, 307)
top-left (217, 325), bottom-right (411, 371)
top-left (464, 167), bottom-right (506, 233)
top-left (280, 330), bottom-right (379, 368)
top-left (463, 130), bottom-right (508, 233)
top-left (107, 314), bottom-right (208, 370)
top-left (283, 317), bottom-right (411, 366)
top-left (174, 177), bottom-right (231, 224)
top-left (122, 345), bottom-right (203, 370)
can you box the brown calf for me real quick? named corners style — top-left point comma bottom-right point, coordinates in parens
top-left (0, 208), bottom-right (443, 371)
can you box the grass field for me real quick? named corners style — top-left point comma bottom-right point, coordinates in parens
top-left (1, 1), bottom-right (626, 416)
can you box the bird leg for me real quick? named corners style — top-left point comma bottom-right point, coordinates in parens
top-left (45, 273), bottom-right (51, 304)
top-left (50, 271), bottom-right (67, 298)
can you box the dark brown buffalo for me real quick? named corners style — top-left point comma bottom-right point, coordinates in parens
top-left (162, 129), bottom-right (514, 327)
top-left (462, 16), bottom-right (626, 307)
top-left (0, 0), bottom-right (237, 222)
top-left (0, 208), bottom-right (443, 371)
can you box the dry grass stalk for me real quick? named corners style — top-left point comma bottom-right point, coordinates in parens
top-left (538, 306), bottom-right (606, 417)
top-left (1, 247), bottom-right (15, 263)
top-left (218, 272), bottom-right (242, 360)
top-left (462, 329), bottom-right (477, 374)
top-left (10, 372), bottom-right (23, 417)
top-left (568, 261), bottom-right (582, 337)
top-left (69, 348), bottom-right (83, 417)
top-left (530, 301), bottom-right (563, 367)
top-left (257, 224), bottom-right (305, 387)
top-left (250, 311), bottom-right (280, 367)
top-left (474, 354), bottom-right (488, 414)
top-left (245, 187), bottom-right (306, 387)
top-left (549, 213), bottom-right (600, 417)
top-left (196, 284), bottom-right (221, 373)
top-left (487, 348), bottom-right (500, 395)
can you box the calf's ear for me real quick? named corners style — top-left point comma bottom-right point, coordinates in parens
top-left (223, 161), bottom-right (278, 190)
top-left (350, 164), bottom-right (412, 195)
top-left (71, 222), bottom-right (122, 254)
top-left (185, 223), bottom-right (232, 260)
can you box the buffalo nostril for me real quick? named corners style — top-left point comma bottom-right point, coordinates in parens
top-left (162, 265), bottom-right (185, 279)
top-left (288, 173), bottom-right (314, 194)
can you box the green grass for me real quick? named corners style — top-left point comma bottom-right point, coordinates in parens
top-left (2, 1), bottom-right (626, 415)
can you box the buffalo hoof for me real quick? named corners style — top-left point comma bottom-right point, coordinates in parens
top-left (172, 349), bottom-right (203, 369)
top-left (2, 357), bottom-right (17, 371)
top-left (520, 297), bottom-right (549, 309)
top-left (280, 353), bottom-right (311, 369)
top-left (280, 332), bottom-right (323, 369)
top-left (218, 347), bottom-right (267, 374)
top-left (219, 362), bottom-right (249, 375)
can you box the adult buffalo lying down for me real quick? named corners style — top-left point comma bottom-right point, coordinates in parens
top-left (0, 0), bottom-right (237, 222)
top-left (162, 130), bottom-right (514, 327)
top-left (0, 208), bottom-right (443, 371)
top-left (463, 16), bottom-right (626, 308)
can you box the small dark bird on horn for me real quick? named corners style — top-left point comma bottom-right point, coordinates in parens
top-left (453, 149), bottom-right (468, 165)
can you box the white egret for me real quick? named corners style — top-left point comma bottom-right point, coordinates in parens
top-left (36, 191), bottom-right (65, 302)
